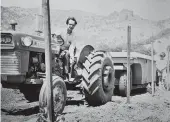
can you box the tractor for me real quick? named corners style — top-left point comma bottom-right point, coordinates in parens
top-left (0, 24), bottom-right (115, 119)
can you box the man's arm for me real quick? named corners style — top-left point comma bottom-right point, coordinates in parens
top-left (68, 35), bottom-right (77, 63)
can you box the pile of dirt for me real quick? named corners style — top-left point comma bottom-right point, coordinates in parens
top-left (1, 88), bottom-right (39, 122)
top-left (1, 88), bottom-right (25, 110)
top-left (1, 85), bottom-right (170, 122)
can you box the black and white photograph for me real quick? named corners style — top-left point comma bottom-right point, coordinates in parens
top-left (1, 0), bottom-right (170, 122)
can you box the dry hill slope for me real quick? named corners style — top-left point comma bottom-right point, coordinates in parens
top-left (1, 6), bottom-right (170, 57)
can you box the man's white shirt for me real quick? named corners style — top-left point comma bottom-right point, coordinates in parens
top-left (54, 28), bottom-right (77, 62)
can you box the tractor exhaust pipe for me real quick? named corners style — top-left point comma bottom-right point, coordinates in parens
top-left (10, 20), bottom-right (17, 31)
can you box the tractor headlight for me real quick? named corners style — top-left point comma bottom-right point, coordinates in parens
top-left (21, 36), bottom-right (33, 47)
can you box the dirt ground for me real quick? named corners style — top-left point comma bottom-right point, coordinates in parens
top-left (1, 83), bottom-right (170, 122)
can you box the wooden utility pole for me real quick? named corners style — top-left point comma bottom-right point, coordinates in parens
top-left (42, 0), bottom-right (54, 122)
top-left (151, 41), bottom-right (154, 96)
top-left (167, 46), bottom-right (170, 91)
top-left (127, 25), bottom-right (131, 103)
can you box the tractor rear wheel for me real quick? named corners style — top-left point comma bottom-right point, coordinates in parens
top-left (39, 76), bottom-right (67, 121)
top-left (82, 51), bottom-right (114, 106)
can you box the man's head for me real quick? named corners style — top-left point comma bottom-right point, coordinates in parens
top-left (66, 17), bottom-right (77, 34)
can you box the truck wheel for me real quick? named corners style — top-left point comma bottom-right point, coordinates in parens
top-left (164, 83), bottom-right (170, 91)
top-left (82, 51), bottom-right (114, 106)
top-left (39, 76), bottom-right (67, 120)
top-left (119, 71), bottom-right (131, 96)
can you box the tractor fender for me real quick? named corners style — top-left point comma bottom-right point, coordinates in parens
top-left (74, 45), bottom-right (94, 67)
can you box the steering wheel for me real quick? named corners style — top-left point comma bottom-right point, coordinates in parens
top-left (51, 34), bottom-right (64, 46)
top-left (57, 35), bottom-right (64, 46)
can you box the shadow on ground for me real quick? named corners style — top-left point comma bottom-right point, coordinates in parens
top-left (1, 106), bottom-right (39, 116)
top-left (114, 88), bottom-right (147, 97)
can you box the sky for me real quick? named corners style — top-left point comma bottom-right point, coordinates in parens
top-left (1, 0), bottom-right (170, 21)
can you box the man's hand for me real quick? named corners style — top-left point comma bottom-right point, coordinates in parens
top-left (60, 50), bottom-right (66, 58)
top-left (61, 43), bottom-right (71, 50)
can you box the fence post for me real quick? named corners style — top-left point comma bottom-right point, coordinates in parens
top-left (151, 41), bottom-right (154, 96)
top-left (127, 25), bottom-right (131, 103)
top-left (42, 0), bottom-right (54, 121)
top-left (167, 46), bottom-right (170, 91)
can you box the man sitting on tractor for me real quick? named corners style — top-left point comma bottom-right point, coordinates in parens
top-left (52, 17), bottom-right (77, 81)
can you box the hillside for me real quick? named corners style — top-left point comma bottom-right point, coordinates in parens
top-left (1, 6), bottom-right (170, 64)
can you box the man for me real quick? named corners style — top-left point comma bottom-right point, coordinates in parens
top-left (53, 17), bottom-right (77, 80)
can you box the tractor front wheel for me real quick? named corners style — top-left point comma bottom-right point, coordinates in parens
top-left (39, 76), bottom-right (67, 121)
